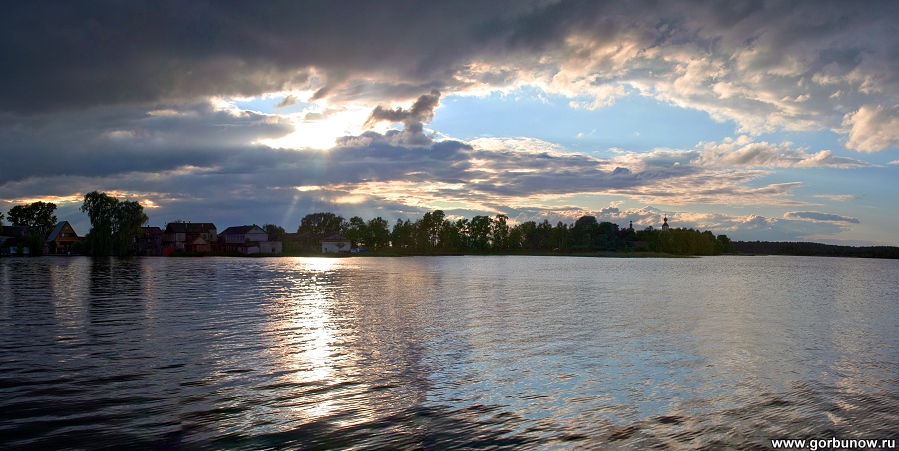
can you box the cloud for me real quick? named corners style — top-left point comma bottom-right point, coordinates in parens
top-left (693, 136), bottom-right (871, 168)
top-left (0, 103), bottom-right (815, 231)
top-left (784, 211), bottom-right (860, 224)
top-left (275, 95), bottom-right (298, 108)
top-left (812, 194), bottom-right (855, 202)
top-left (0, 101), bottom-right (293, 186)
top-left (1, 1), bottom-right (895, 147)
top-left (842, 105), bottom-right (899, 152)
top-left (362, 89), bottom-right (441, 145)
top-left (0, 2), bottom-right (529, 113)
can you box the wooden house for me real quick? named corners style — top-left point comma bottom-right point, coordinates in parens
top-left (46, 221), bottom-right (80, 255)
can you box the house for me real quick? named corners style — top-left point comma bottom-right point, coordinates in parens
top-left (320, 233), bottom-right (351, 253)
top-left (46, 221), bottom-right (80, 255)
top-left (219, 225), bottom-right (282, 255)
top-left (136, 226), bottom-right (163, 256)
top-left (281, 232), bottom-right (350, 254)
top-left (163, 222), bottom-right (217, 253)
top-left (0, 226), bottom-right (31, 256)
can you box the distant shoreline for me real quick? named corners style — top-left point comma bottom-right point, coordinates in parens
top-left (8, 240), bottom-right (897, 260)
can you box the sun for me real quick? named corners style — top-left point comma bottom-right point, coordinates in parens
top-left (261, 105), bottom-right (385, 151)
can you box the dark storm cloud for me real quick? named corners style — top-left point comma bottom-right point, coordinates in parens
top-left (4, 1), bottom-right (895, 118)
top-left (0, 1), bottom-right (532, 113)
top-left (0, 101), bottom-right (292, 185)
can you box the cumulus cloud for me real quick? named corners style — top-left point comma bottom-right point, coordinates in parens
top-left (842, 105), bottom-right (899, 152)
top-left (362, 90), bottom-right (441, 145)
top-left (784, 211), bottom-right (860, 224)
top-left (693, 136), bottom-right (871, 168)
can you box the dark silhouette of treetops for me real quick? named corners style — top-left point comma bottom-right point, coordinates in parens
top-left (294, 210), bottom-right (734, 256)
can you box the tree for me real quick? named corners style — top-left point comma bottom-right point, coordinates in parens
top-left (80, 191), bottom-right (148, 256)
top-left (417, 210), bottom-right (445, 249)
top-left (551, 221), bottom-right (571, 251)
top-left (115, 200), bottom-right (149, 255)
top-left (469, 215), bottom-right (492, 250)
top-left (491, 214), bottom-right (510, 250)
top-left (391, 218), bottom-right (414, 250)
top-left (6, 201), bottom-right (58, 255)
top-left (297, 212), bottom-right (345, 235)
top-left (7, 201), bottom-right (58, 239)
top-left (342, 216), bottom-right (368, 247)
top-left (366, 217), bottom-right (391, 249)
top-left (263, 224), bottom-right (286, 236)
top-left (717, 234), bottom-right (734, 254)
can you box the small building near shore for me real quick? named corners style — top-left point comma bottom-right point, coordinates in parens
top-left (281, 232), bottom-right (350, 254)
top-left (219, 225), bottom-right (282, 255)
top-left (320, 234), bottom-right (350, 253)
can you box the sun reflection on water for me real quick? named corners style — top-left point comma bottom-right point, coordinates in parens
top-left (263, 258), bottom-right (360, 424)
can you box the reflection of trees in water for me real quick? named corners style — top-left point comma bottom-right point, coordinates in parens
top-left (2, 258), bottom-right (56, 308)
top-left (88, 257), bottom-right (145, 324)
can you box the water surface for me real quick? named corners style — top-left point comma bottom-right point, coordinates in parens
top-left (1, 255), bottom-right (897, 449)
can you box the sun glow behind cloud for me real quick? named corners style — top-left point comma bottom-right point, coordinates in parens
top-left (260, 103), bottom-right (397, 150)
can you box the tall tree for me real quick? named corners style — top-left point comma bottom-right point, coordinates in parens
top-left (391, 218), bottom-right (414, 250)
top-left (7, 201), bottom-right (58, 255)
top-left (491, 214), bottom-right (510, 250)
top-left (80, 191), bottom-right (148, 256)
top-left (115, 200), bottom-right (149, 255)
top-left (469, 215), bottom-right (492, 250)
top-left (7, 201), bottom-right (58, 239)
top-left (297, 212), bottom-right (345, 235)
top-left (342, 216), bottom-right (368, 247)
top-left (366, 217), bottom-right (390, 249)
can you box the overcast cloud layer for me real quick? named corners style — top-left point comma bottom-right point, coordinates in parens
top-left (1, 1), bottom-right (897, 244)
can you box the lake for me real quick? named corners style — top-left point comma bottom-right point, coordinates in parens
top-left (1, 255), bottom-right (897, 449)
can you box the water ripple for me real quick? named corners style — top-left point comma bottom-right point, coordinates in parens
top-left (1, 255), bottom-right (897, 449)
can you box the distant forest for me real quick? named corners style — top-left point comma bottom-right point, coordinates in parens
top-left (733, 241), bottom-right (899, 259)
top-left (295, 211), bottom-right (734, 256)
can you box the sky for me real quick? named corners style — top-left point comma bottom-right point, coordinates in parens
top-left (1, 1), bottom-right (898, 245)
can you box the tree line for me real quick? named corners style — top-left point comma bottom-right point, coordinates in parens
top-left (733, 241), bottom-right (899, 259)
top-left (2, 195), bottom-right (733, 257)
top-left (293, 211), bottom-right (734, 256)
top-left (2, 191), bottom-right (147, 256)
